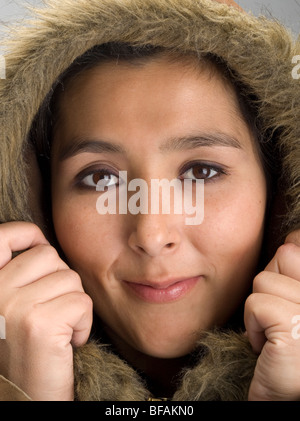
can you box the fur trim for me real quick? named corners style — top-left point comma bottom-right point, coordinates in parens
top-left (173, 330), bottom-right (257, 401)
top-left (73, 342), bottom-right (149, 401)
top-left (74, 330), bottom-right (257, 401)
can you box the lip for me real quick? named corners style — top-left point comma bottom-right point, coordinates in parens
top-left (123, 276), bottom-right (201, 303)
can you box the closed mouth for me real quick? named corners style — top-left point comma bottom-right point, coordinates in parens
top-left (123, 276), bottom-right (201, 303)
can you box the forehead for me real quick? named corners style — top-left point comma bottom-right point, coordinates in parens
top-left (52, 55), bottom-right (255, 156)
top-left (57, 53), bottom-right (239, 111)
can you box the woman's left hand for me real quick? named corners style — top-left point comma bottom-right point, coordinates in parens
top-left (245, 230), bottom-right (300, 400)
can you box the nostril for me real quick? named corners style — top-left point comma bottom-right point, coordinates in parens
top-left (136, 242), bottom-right (174, 255)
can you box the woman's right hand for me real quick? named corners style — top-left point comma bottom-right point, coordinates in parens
top-left (0, 222), bottom-right (93, 401)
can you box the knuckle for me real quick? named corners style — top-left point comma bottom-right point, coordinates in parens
top-left (78, 290), bottom-right (92, 304)
top-left (0, 290), bottom-right (22, 322)
top-left (244, 292), bottom-right (259, 313)
top-left (22, 306), bottom-right (44, 338)
top-left (65, 290), bottom-right (87, 304)
top-left (0, 222), bottom-right (47, 271)
top-left (32, 244), bottom-right (59, 262)
top-left (61, 291), bottom-right (93, 319)
top-left (252, 271), bottom-right (270, 293)
top-left (76, 292), bottom-right (93, 311)
top-left (63, 269), bottom-right (83, 289)
top-left (24, 222), bottom-right (44, 237)
top-left (276, 242), bottom-right (298, 260)
top-left (285, 230), bottom-right (300, 247)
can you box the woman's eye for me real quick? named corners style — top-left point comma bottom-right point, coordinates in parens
top-left (81, 171), bottom-right (119, 189)
top-left (180, 164), bottom-right (223, 181)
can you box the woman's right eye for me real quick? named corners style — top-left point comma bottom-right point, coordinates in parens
top-left (80, 170), bottom-right (119, 189)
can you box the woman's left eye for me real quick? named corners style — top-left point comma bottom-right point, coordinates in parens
top-left (180, 163), bottom-right (224, 181)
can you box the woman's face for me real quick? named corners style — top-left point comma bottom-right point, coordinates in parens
top-left (51, 56), bottom-right (267, 359)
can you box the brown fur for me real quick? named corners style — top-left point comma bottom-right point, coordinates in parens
top-left (73, 331), bottom-right (257, 400)
top-left (172, 330), bottom-right (257, 401)
top-left (0, 0), bottom-right (299, 400)
top-left (73, 342), bottom-right (149, 401)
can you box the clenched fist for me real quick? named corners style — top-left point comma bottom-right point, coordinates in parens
top-left (245, 230), bottom-right (300, 400)
top-left (0, 222), bottom-right (93, 401)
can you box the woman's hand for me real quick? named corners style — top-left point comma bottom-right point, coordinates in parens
top-left (245, 230), bottom-right (300, 400)
top-left (0, 222), bottom-right (93, 401)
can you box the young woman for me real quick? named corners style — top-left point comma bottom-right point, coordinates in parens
top-left (0, 0), bottom-right (299, 401)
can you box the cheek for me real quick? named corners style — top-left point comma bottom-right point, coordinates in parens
top-left (52, 195), bottom-right (121, 272)
top-left (193, 178), bottom-right (267, 277)
top-left (209, 192), bottom-right (264, 248)
top-left (185, 180), bottom-right (266, 326)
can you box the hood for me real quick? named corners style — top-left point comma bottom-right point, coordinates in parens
top-left (0, 0), bottom-right (299, 401)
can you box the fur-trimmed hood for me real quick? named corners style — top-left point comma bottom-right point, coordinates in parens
top-left (0, 0), bottom-right (299, 401)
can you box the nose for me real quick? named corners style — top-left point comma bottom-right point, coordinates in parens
top-left (128, 213), bottom-right (181, 257)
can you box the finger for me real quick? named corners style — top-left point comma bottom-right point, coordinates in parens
top-left (285, 230), bottom-right (300, 247)
top-left (244, 292), bottom-right (298, 354)
top-left (0, 222), bottom-right (49, 269)
top-left (265, 242), bottom-right (300, 281)
top-left (253, 271), bottom-right (300, 304)
top-left (35, 292), bottom-right (93, 348)
top-left (15, 269), bottom-right (84, 306)
top-left (0, 244), bottom-right (69, 288)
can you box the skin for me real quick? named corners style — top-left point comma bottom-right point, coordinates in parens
top-left (246, 230), bottom-right (300, 400)
top-left (0, 56), bottom-right (299, 401)
top-left (51, 57), bottom-right (266, 390)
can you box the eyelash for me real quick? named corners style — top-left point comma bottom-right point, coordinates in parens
top-left (75, 166), bottom-right (119, 190)
top-left (75, 161), bottom-right (227, 190)
top-left (179, 161), bottom-right (227, 182)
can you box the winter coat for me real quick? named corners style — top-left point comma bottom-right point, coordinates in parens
top-left (0, 0), bottom-right (299, 401)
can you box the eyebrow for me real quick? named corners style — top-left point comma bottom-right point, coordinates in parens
top-left (58, 132), bottom-right (242, 161)
top-left (160, 132), bottom-right (242, 152)
top-left (58, 137), bottom-right (126, 161)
